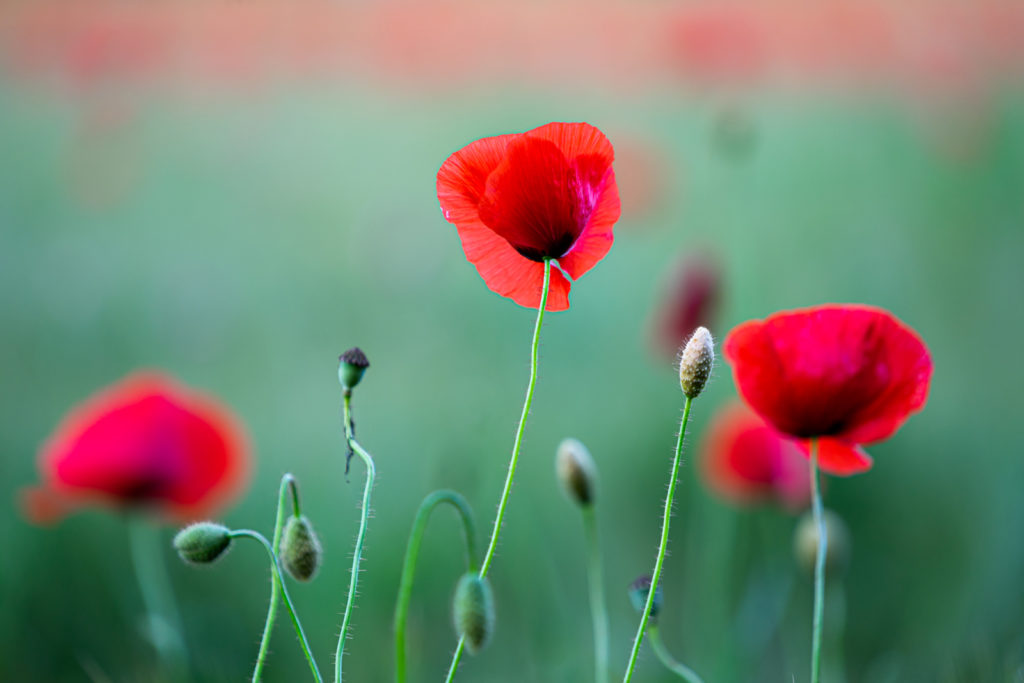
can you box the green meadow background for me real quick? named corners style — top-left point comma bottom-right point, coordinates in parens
top-left (2, 67), bottom-right (1024, 682)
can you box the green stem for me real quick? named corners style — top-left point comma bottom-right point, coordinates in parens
top-left (582, 506), bottom-right (609, 683)
top-left (809, 437), bottom-right (826, 683)
top-left (230, 530), bottom-right (323, 683)
top-left (394, 490), bottom-right (478, 683)
top-left (444, 258), bottom-right (553, 683)
top-left (128, 519), bottom-right (189, 680)
top-left (622, 396), bottom-right (694, 683)
top-left (336, 391), bottom-right (377, 683)
top-left (648, 624), bottom-right (704, 683)
top-left (251, 473), bottom-right (302, 682)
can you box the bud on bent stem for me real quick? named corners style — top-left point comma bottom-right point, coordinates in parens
top-left (174, 522), bottom-right (232, 564)
top-left (556, 437), bottom-right (598, 507)
top-left (280, 515), bottom-right (323, 582)
top-left (452, 572), bottom-right (495, 655)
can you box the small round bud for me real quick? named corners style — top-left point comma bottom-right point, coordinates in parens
top-left (679, 326), bottom-right (714, 399)
top-left (338, 347), bottom-right (370, 390)
top-left (174, 522), bottom-right (232, 565)
top-left (452, 573), bottom-right (495, 655)
top-left (556, 438), bottom-right (598, 507)
top-left (628, 574), bottom-right (663, 619)
top-left (280, 515), bottom-right (323, 582)
top-left (793, 509), bottom-right (850, 576)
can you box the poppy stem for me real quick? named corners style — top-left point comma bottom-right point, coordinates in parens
top-left (394, 490), bottom-right (478, 683)
top-left (444, 258), bottom-right (553, 682)
top-left (230, 529), bottom-right (323, 683)
top-left (582, 505), bottom-right (610, 683)
top-left (648, 623), bottom-right (705, 683)
top-left (251, 473), bottom-right (302, 682)
top-left (622, 396), bottom-right (695, 683)
top-left (809, 437), bottom-right (827, 683)
top-left (336, 391), bottom-right (377, 683)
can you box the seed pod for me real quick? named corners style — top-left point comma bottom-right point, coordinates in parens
top-left (679, 326), bottom-right (714, 399)
top-left (174, 522), bottom-right (232, 565)
top-left (452, 573), bottom-right (495, 654)
top-left (793, 509), bottom-right (850, 576)
top-left (556, 437), bottom-right (598, 507)
top-left (338, 348), bottom-right (370, 390)
top-left (628, 574), bottom-right (664, 619)
top-left (280, 515), bottom-right (322, 582)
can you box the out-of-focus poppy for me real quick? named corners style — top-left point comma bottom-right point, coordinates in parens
top-left (651, 254), bottom-right (721, 360)
top-left (723, 304), bottom-right (932, 476)
top-left (22, 372), bottom-right (249, 524)
top-left (436, 122), bottom-right (620, 311)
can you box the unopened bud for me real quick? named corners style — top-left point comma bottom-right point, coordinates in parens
top-left (793, 509), bottom-right (850, 576)
top-left (679, 326), bottom-right (714, 399)
top-left (280, 515), bottom-right (322, 582)
top-left (338, 347), bottom-right (370, 390)
top-left (628, 574), bottom-right (663, 619)
top-left (174, 522), bottom-right (232, 565)
top-left (556, 438), bottom-right (597, 506)
top-left (452, 573), bottom-right (495, 655)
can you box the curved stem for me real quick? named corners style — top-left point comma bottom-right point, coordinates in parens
top-left (336, 392), bottom-right (377, 683)
top-left (809, 437), bottom-right (826, 683)
top-left (648, 624), bottom-right (704, 683)
top-left (251, 473), bottom-right (302, 682)
top-left (582, 507), bottom-right (609, 683)
top-left (394, 490), bottom-right (478, 683)
top-left (444, 258), bottom-right (553, 682)
top-left (230, 530), bottom-right (323, 683)
top-left (622, 396), bottom-right (693, 683)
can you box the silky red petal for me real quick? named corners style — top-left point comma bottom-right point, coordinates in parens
top-left (525, 121), bottom-right (615, 167)
top-left (798, 438), bottom-right (874, 476)
top-left (557, 167), bottom-right (620, 280)
top-left (437, 133), bottom-right (516, 223)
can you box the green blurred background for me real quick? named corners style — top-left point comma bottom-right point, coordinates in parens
top-left (2, 2), bottom-right (1024, 681)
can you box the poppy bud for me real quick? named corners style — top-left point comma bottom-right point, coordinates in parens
top-left (679, 326), bottom-right (714, 399)
top-left (338, 347), bottom-right (370, 390)
top-left (452, 573), bottom-right (495, 655)
top-left (793, 509), bottom-right (850, 576)
top-left (628, 574), bottom-right (663, 619)
top-left (556, 438), bottom-right (597, 507)
top-left (280, 515), bottom-right (322, 582)
top-left (174, 522), bottom-right (232, 565)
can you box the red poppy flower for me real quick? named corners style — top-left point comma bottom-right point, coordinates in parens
top-left (22, 372), bottom-right (250, 524)
top-left (436, 122), bottom-right (620, 311)
top-left (651, 253), bottom-right (721, 359)
top-left (723, 305), bottom-right (932, 476)
top-left (701, 401), bottom-right (811, 510)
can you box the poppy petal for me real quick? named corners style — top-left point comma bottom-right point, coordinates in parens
top-left (525, 121), bottom-right (615, 167)
top-left (437, 133), bottom-right (516, 223)
top-left (798, 438), bottom-right (874, 476)
top-left (557, 167), bottom-right (620, 281)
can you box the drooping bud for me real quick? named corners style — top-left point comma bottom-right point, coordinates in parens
top-left (280, 515), bottom-right (323, 582)
top-left (793, 509), bottom-right (850, 576)
top-left (628, 574), bottom-right (663, 619)
top-left (174, 522), bottom-right (232, 565)
top-left (452, 572), bottom-right (495, 655)
top-left (338, 347), bottom-right (370, 390)
top-left (678, 326), bottom-right (714, 399)
top-left (556, 437), bottom-right (598, 507)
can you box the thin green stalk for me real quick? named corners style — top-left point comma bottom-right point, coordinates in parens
top-left (252, 473), bottom-right (302, 682)
top-left (444, 259), bottom-right (553, 683)
top-left (336, 392), bottom-right (377, 683)
top-left (648, 624), bottom-right (704, 683)
top-left (394, 490), bottom-right (478, 683)
top-left (582, 506), bottom-right (609, 683)
top-left (230, 530), bottom-right (323, 683)
top-left (128, 518), bottom-right (189, 680)
top-left (809, 438), bottom-right (826, 683)
top-left (623, 396), bottom-right (693, 683)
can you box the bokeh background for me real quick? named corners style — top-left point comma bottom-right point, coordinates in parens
top-left (2, 1), bottom-right (1023, 681)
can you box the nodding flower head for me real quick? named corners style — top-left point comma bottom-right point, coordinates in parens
top-left (338, 347), bottom-right (370, 391)
top-left (280, 515), bottom-right (323, 582)
top-left (556, 437), bottom-right (598, 507)
top-left (174, 522), bottom-right (232, 565)
top-left (452, 572), bottom-right (495, 655)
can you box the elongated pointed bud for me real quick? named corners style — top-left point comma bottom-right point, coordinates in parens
top-left (679, 326), bottom-right (714, 399)
top-left (793, 509), bottom-right (850, 576)
top-left (452, 573), bottom-right (495, 654)
top-left (556, 437), bottom-right (598, 506)
top-left (628, 574), bottom-right (664, 619)
top-left (174, 522), bottom-right (232, 564)
top-left (280, 515), bottom-right (322, 582)
top-left (338, 347), bottom-right (370, 391)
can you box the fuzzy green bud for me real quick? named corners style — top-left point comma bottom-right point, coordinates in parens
top-left (280, 515), bottom-right (322, 582)
top-left (679, 326), bottom-right (714, 399)
top-left (338, 347), bottom-right (370, 390)
top-left (174, 522), bottom-right (232, 565)
top-left (793, 509), bottom-right (850, 576)
top-left (452, 573), bottom-right (495, 655)
top-left (628, 574), bottom-right (663, 619)
top-left (556, 437), bottom-right (598, 507)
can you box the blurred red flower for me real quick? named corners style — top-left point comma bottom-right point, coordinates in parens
top-left (651, 253), bottom-right (721, 360)
top-left (437, 122), bottom-right (620, 311)
top-left (22, 372), bottom-right (250, 524)
top-left (701, 401), bottom-right (811, 510)
top-left (723, 305), bottom-right (932, 476)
